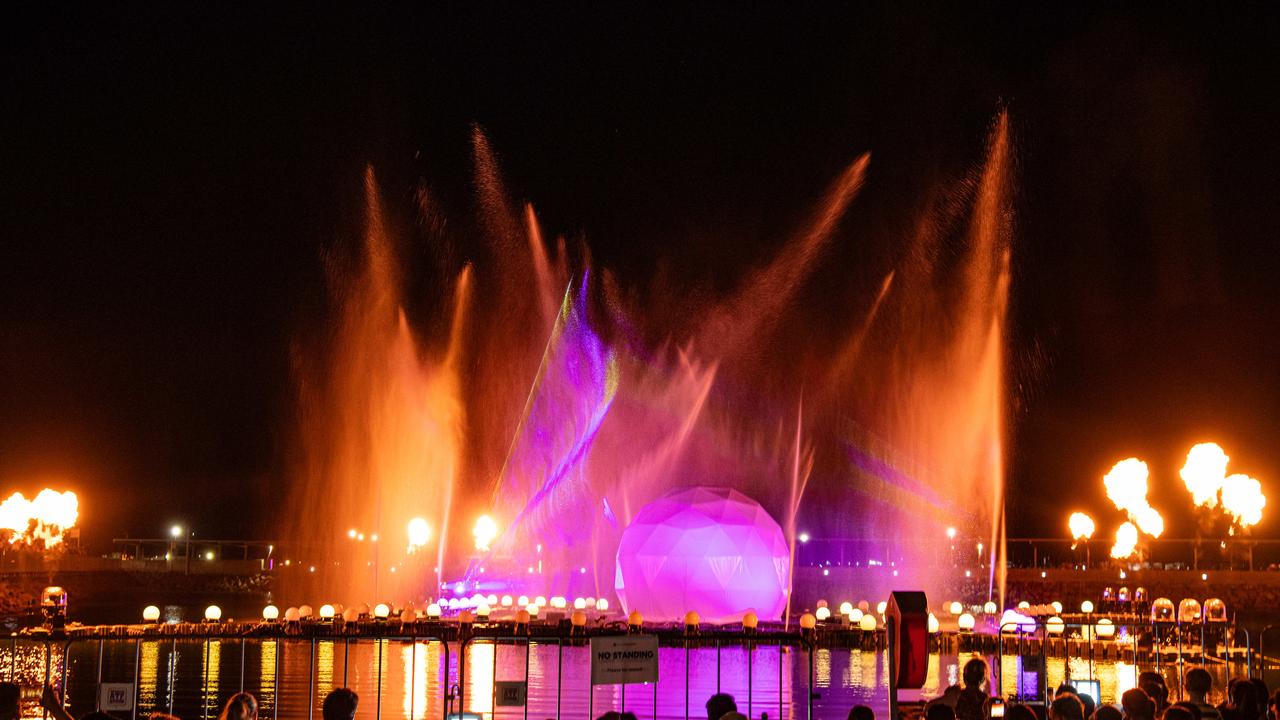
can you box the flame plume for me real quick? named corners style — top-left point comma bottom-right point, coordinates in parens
top-left (1180, 443), bottom-right (1229, 509)
top-left (1103, 458), bottom-right (1164, 539)
top-left (0, 489), bottom-right (79, 548)
top-left (1068, 512), bottom-right (1095, 542)
top-left (1110, 521), bottom-right (1139, 559)
top-left (1221, 474), bottom-right (1265, 528)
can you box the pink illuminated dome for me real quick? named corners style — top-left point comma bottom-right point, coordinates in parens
top-left (614, 486), bottom-right (790, 624)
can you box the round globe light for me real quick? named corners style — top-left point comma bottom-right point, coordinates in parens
top-left (1047, 616), bottom-right (1066, 635)
top-left (928, 613), bottom-right (940, 633)
top-left (574, 597), bottom-right (587, 610)
top-left (262, 605), bottom-right (280, 621)
top-left (373, 603), bottom-right (390, 619)
top-left (815, 606), bottom-right (831, 621)
top-left (501, 595), bottom-right (513, 607)
top-left (839, 601), bottom-right (854, 615)
top-left (142, 605), bottom-right (161, 622)
top-left (204, 605), bottom-right (222, 622)
top-left (949, 601), bottom-right (964, 615)
top-left (958, 613), bottom-right (976, 632)
top-left (859, 614), bottom-right (877, 632)
top-left (426, 603), bottom-right (441, 618)
top-left (319, 604), bottom-right (335, 619)
top-left (1081, 600), bottom-right (1095, 614)
top-left (595, 598), bottom-right (609, 612)
top-left (799, 613), bottom-right (816, 630)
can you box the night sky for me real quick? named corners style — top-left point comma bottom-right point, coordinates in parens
top-left (3, 5), bottom-right (1278, 549)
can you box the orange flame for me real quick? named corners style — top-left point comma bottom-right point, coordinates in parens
top-left (1103, 458), bottom-right (1164, 539)
top-left (1221, 474), bottom-right (1265, 528)
top-left (1068, 512), bottom-right (1095, 541)
top-left (1179, 442), bottom-right (1266, 531)
top-left (1103, 459), bottom-right (1151, 514)
top-left (1110, 521), bottom-right (1139, 559)
top-left (1180, 443), bottom-right (1229, 509)
top-left (0, 489), bottom-right (79, 548)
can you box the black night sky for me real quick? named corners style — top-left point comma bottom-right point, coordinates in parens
top-left (2, 5), bottom-right (1279, 549)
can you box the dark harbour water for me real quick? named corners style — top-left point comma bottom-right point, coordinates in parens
top-left (2, 636), bottom-right (1253, 720)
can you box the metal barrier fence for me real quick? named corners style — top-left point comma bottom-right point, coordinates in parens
top-left (0, 630), bottom-right (819, 720)
top-left (5, 623), bottom-right (1276, 720)
top-left (1, 634), bottom-right (451, 720)
top-left (455, 630), bottom-right (814, 720)
top-left (993, 617), bottom-right (1260, 705)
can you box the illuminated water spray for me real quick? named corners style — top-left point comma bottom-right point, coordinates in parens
top-left (282, 117), bottom-right (1018, 614)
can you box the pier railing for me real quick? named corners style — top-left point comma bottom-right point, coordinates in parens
top-left (7, 618), bottom-right (1278, 720)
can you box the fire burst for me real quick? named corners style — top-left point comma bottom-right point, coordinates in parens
top-left (1110, 521), bottom-right (1139, 559)
top-left (1221, 474), bottom-right (1265, 528)
top-left (0, 489), bottom-right (79, 548)
top-left (1068, 512), bottom-right (1095, 543)
top-left (1180, 443), bottom-right (1230, 509)
top-left (1103, 458), bottom-right (1164, 540)
top-left (1179, 442), bottom-right (1266, 531)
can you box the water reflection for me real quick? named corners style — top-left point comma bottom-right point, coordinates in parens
top-left (402, 642), bottom-right (432, 719)
top-left (0, 638), bottom-right (1253, 719)
top-left (139, 640), bottom-right (160, 711)
top-left (464, 641), bottom-right (495, 718)
top-left (260, 639), bottom-right (277, 714)
top-left (203, 639), bottom-right (221, 718)
top-left (317, 639), bottom-right (335, 711)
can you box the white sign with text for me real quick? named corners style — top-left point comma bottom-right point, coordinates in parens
top-left (99, 683), bottom-right (135, 711)
top-left (589, 635), bottom-right (659, 685)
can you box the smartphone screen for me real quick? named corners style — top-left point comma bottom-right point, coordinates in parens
top-left (1076, 681), bottom-right (1101, 701)
top-left (991, 699), bottom-right (1006, 718)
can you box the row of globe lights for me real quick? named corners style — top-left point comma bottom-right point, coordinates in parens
top-left (140, 594), bottom-right (612, 625)
top-left (803, 597), bottom-right (1132, 640)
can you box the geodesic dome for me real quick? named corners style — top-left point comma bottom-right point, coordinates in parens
top-left (614, 486), bottom-right (790, 624)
